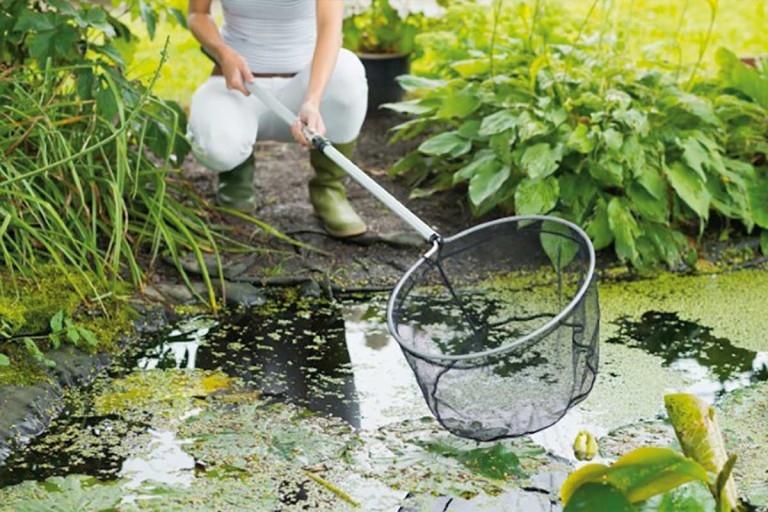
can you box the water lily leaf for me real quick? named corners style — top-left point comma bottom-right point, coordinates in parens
top-left (665, 162), bottom-right (710, 220)
top-left (0, 352), bottom-right (9, 366)
top-left (514, 176), bottom-right (559, 215)
top-left (1, 475), bottom-right (123, 512)
top-left (417, 441), bottom-right (525, 480)
top-left (418, 132), bottom-right (471, 158)
top-left (456, 443), bottom-right (524, 480)
top-left (564, 482), bottom-right (636, 512)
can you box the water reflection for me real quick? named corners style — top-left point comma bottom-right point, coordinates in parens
top-left (607, 311), bottom-right (768, 403)
top-left (139, 301), bottom-right (361, 428)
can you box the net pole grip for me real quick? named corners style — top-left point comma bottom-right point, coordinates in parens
top-left (245, 81), bottom-right (440, 243)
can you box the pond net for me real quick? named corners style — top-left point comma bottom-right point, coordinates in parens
top-left (387, 217), bottom-right (599, 441)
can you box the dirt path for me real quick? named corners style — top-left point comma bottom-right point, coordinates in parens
top-left (181, 112), bottom-right (481, 290)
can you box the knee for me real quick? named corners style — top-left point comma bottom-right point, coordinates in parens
top-left (188, 126), bottom-right (254, 173)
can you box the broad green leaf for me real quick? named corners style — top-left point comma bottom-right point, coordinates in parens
top-left (565, 483), bottom-right (636, 512)
top-left (418, 132), bottom-right (471, 158)
top-left (747, 173), bottom-right (768, 228)
top-left (489, 130), bottom-right (514, 164)
top-left (608, 198), bottom-right (641, 264)
top-left (716, 47), bottom-right (768, 109)
top-left (627, 183), bottom-right (669, 223)
top-left (586, 200), bottom-right (613, 251)
top-left (514, 177), bottom-right (559, 215)
top-left (451, 58), bottom-right (490, 77)
top-left (521, 143), bottom-right (562, 179)
top-left (567, 124), bottom-right (595, 154)
top-left (614, 109), bottom-right (650, 136)
top-left (13, 10), bottom-right (57, 31)
top-left (390, 151), bottom-right (424, 177)
top-left (541, 220), bottom-right (579, 270)
top-left (518, 111), bottom-right (548, 142)
top-left (665, 93), bottom-right (719, 126)
top-left (469, 163), bottom-right (510, 207)
top-left (0, 353), bottom-right (9, 366)
top-left (603, 128), bottom-right (624, 153)
top-left (637, 482), bottom-right (715, 512)
top-left (621, 135), bottom-right (646, 177)
top-left (479, 110), bottom-right (519, 136)
top-left (458, 119), bottom-right (482, 139)
top-left (437, 89), bottom-right (481, 119)
top-left (666, 162), bottom-right (710, 220)
top-left (381, 99), bottom-right (435, 115)
top-left (761, 231), bottom-right (768, 256)
top-left (637, 166), bottom-right (667, 200)
top-left (641, 223), bottom-right (688, 267)
top-left (589, 159), bottom-right (624, 188)
top-left (396, 74), bottom-right (446, 92)
top-left (679, 137), bottom-right (709, 181)
top-left (453, 150), bottom-right (497, 184)
top-left (562, 447), bottom-right (709, 506)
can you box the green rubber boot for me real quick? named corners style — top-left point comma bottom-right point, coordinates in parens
top-left (216, 154), bottom-right (257, 212)
top-left (309, 140), bottom-right (367, 238)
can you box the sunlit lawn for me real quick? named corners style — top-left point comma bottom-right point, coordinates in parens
top-left (128, 0), bottom-right (766, 109)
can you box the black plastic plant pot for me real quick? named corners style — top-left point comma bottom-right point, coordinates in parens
top-left (358, 52), bottom-right (410, 116)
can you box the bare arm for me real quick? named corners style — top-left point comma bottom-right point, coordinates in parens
top-left (187, 0), bottom-right (252, 95)
top-left (293, 0), bottom-right (345, 146)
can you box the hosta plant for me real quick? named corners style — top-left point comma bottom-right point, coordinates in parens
top-left (386, 3), bottom-right (768, 269)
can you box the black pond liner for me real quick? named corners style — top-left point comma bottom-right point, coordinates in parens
top-left (388, 217), bottom-right (600, 442)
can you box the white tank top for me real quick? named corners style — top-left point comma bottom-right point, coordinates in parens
top-left (220, 0), bottom-right (317, 74)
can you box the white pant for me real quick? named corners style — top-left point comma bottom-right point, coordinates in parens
top-left (187, 49), bottom-right (368, 173)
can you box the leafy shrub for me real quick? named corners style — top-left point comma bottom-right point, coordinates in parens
top-left (386, 2), bottom-right (768, 268)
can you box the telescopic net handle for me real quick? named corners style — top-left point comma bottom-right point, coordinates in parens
top-left (245, 81), bottom-right (440, 243)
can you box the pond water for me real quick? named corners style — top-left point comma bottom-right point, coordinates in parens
top-left (1, 270), bottom-right (767, 511)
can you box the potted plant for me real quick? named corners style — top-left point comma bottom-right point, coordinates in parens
top-left (343, 0), bottom-right (443, 114)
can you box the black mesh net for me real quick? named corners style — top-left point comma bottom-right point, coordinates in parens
top-left (387, 217), bottom-right (599, 441)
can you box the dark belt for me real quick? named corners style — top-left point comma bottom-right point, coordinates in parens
top-left (211, 65), bottom-right (297, 79)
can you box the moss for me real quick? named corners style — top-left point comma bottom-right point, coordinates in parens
top-left (76, 301), bottom-right (139, 355)
top-left (0, 346), bottom-right (50, 386)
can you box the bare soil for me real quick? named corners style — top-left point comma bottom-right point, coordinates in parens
top-left (180, 111), bottom-right (480, 291)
